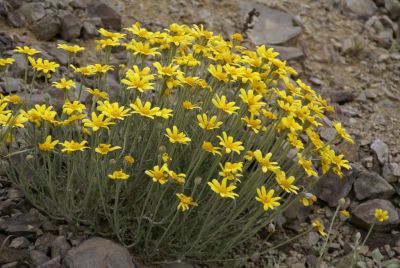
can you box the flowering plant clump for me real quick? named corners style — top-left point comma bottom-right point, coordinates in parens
top-left (1, 23), bottom-right (353, 260)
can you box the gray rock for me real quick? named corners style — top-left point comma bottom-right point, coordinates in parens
top-left (9, 53), bottom-right (27, 77)
top-left (371, 138), bottom-right (389, 165)
top-left (343, 0), bottom-right (378, 18)
top-left (1, 262), bottom-right (19, 268)
top-left (313, 167), bottom-right (357, 207)
top-left (37, 256), bottom-right (62, 268)
top-left (0, 200), bottom-right (15, 216)
top-left (60, 13), bottom-right (82, 40)
top-left (30, 250), bottom-right (51, 267)
top-left (82, 21), bottom-right (98, 39)
top-left (382, 162), bottom-right (400, 182)
top-left (273, 46), bottom-right (305, 61)
top-left (0, 247), bottom-right (29, 263)
top-left (327, 89), bottom-right (355, 104)
top-left (241, 3), bottom-right (301, 45)
top-left (354, 170), bottom-right (395, 200)
top-left (64, 237), bottom-right (136, 268)
top-left (9, 237), bottom-right (30, 249)
top-left (35, 233), bottom-right (56, 253)
top-left (31, 13), bottom-right (61, 41)
top-left (18, 2), bottom-right (46, 23)
top-left (88, 1), bottom-right (121, 30)
top-left (7, 11), bottom-right (26, 28)
top-left (351, 199), bottom-right (399, 230)
top-left (385, 0), bottom-right (400, 19)
top-left (51, 236), bottom-right (71, 258)
top-left (0, 77), bottom-right (25, 94)
top-left (0, 210), bottom-right (43, 236)
top-left (46, 45), bottom-right (68, 65)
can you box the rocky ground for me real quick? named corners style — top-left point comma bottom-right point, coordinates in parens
top-left (0, 0), bottom-right (399, 267)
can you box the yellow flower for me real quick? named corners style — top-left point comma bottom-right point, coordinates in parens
top-left (287, 133), bottom-right (304, 150)
top-left (98, 28), bottom-right (126, 39)
top-left (108, 169), bottom-right (129, 180)
top-left (145, 165), bottom-right (169, 184)
top-left (239, 89), bottom-right (265, 114)
top-left (14, 46), bottom-right (41, 56)
top-left (89, 64), bottom-right (114, 74)
top-left (0, 58), bottom-right (15, 67)
top-left (97, 101), bottom-right (130, 120)
top-left (176, 193), bottom-right (198, 212)
top-left (123, 155), bottom-right (135, 165)
top-left (3, 95), bottom-right (22, 105)
top-left (241, 115), bottom-right (263, 133)
top-left (52, 78), bottom-right (75, 90)
top-left (333, 121), bottom-right (354, 144)
top-left (0, 113), bottom-right (28, 128)
top-left (130, 98), bottom-right (160, 119)
top-left (340, 210), bottom-right (350, 218)
top-left (275, 170), bottom-right (299, 194)
top-left (256, 45), bottom-right (279, 60)
top-left (155, 108), bottom-right (173, 119)
top-left (71, 65), bottom-right (96, 76)
top-left (124, 40), bottom-right (160, 56)
top-left (169, 170), bottom-right (186, 184)
top-left (165, 126), bottom-right (191, 144)
top-left (28, 57), bottom-right (59, 76)
top-left (95, 144), bottom-right (121, 155)
top-left (197, 114), bottom-right (222, 130)
top-left (202, 141), bottom-right (222, 156)
top-left (374, 209), bottom-right (389, 222)
top-left (331, 154), bottom-right (351, 178)
top-left (208, 178), bottom-right (239, 199)
top-left (312, 219), bottom-right (327, 237)
top-left (60, 140), bottom-right (89, 154)
top-left (86, 88), bottom-right (109, 99)
top-left (297, 153), bottom-right (318, 177)
top-left (208, 64), bottom-right (228, 82)
top-left (153, 62), bottom-right (180, 77)
top-left (217, 132), bottom-right (244, 155)
top-left (278, 116), bottom-right (303, 133)
top-left (62, 100), bottom-right (85, 115)
top-left (219, 162), bottom-right (243, 181)
top-left (96, 38), bottom-right (120, 49)
top-left (57, 44), bottom-right (85, 53)
top-left (162, 153), bottom-right (171, 162)
top-left (38, 135), bottom-right (59, 152)
top-left (299, 193), bottom-right (317, 206)
top-left (121, 66), bottom-right (155, 92)
top-left (254, 150), bottom-right (278, 173)
top-left (82, 112), bottom-right (115, 131)
top-left (255, 186), bottom-right (281, 211)
top-left (212, 95), bottom-right (239, 115)
top-left (182, 100), bottom-right (200, 110)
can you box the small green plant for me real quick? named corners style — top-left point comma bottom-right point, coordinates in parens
top-left (1, 23), bottom-right (353, 260)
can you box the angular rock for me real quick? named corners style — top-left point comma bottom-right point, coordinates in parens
top-left (9, 237), bottom-right (30, 249)
top-left (343, 0), bottom-right (378, 18)
top-left (18, 2), bottom-right (46, 23)
top-left (31, 14), bottom-right (61, 41)
top-left (35, 233), bottom-right (56, 253)
top-left (241, 3), bottom-right (301, 45)
top-left (51, 236), bottom-right (71, 258)
top-left (382, 162), bottom-right (400, 182)
top-left (0, 77), bottom-right (25, 94)
top-left (351, 199), bottom-right (399, 230)
top-left (9, 53), bottom-right (27, 77)
top-left (46, 45), bottom-right (68, 65)
top-left (313, 166), bottom-right (358, 207)
top-left (354, 170), bottom-right (395, 200)
top-left (0, 247), bottom-right (29, 263)
top-left (0, 200), bottom-right (16, 216)
top-left (0, 210), bottom-right (43, 236)
top-left (273, 46), bottom-right (305, 61)
top-left (82, 21), bottom-right (98, 39)
top-left (60, 13), bottom-right (82, 40)
top-left (37, 256), bottom-right (62, 268)
top-left (30, 250), bottom-right (51, 267)
top-left (88, 1), bottom-right (121, 30)
top-left (385, 0), bottom-right (400, 20)
top-left (7, 11), bottom-right (26, 28)
top-left (63, 237), bottom-right (136, 268)
top-left (327, 89), bottom-right (355, 104)
top-left (371, 138), bottom-right (389, 165)
top-left (0, 33), bottom-right (15, 52)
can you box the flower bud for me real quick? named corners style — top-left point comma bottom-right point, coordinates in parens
top-left (158, 145), bottom-right (167, 153)
top-left (268, 223), bottom-right (276, 233)
top-left (194, 176), bottom-right (202, 185)
top-left (338, 198), bottom-right (346, 208)
top-left (25, 154), bottom-right (34, 162)
top-left (355, 232), bottom-right (361, 241)
top-left (109, 159), bottom-right (116, 165)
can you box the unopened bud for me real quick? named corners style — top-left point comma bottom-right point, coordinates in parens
top-left (268, 223), bottom-right (276, 233)
top-left (158, 145), bottom-right (167, 153)
top-left (25, 154), bottom-right (34, 162)
top-left (194, 176), bottom-right (202, 185)
top-left (109, 159), bottom-right (116, 165)
top-left (355, 232), bottom-right (361, 241)
top-left (338, 198), bottom-right (346, 208)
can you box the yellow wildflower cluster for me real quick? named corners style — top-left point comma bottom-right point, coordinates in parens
top-left (3, 23), bottom-right (354, 259)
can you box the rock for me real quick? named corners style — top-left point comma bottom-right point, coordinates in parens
top-left (0, 33), bottom-right (15, 52)
top-left (37, 256), bottom-right (62, 268)
top-left (351, 199), bottom-right (399, 230)
top-left (0, 247), bottom-right (29, 263)
top-left (35, 233), bottom-right (56, 253)
top-left (18, 2), bottom-right (46, 23)
top-left (63, 237), bottom-right (136, 268)
top-left (51, 236), bottom-right (71, 258)
top-left (46, 45), bottom-right (68, 65)
top-left (70, 0), bottom-right (86, 9)
top-left (0, 210), bottom-right (43, 236)
top-left (1, 262), bottom-right (19, 268)
top-left (313, 167), bottom-right (357, 207)
top-left (327, 89), bottom-right (355, 104)
top-left (9, 53), bottom-right (27, 77)
top-left (7, 11), bottom-right (26, 28)
top-left (273, 46), bottom-right (305, 61)
top-left (0, 77), bottom-right (25, 94)
top-left (31, 13), bottom-right (61, 41)
top-left (382, 162), bottom-right (400, 182)
top-left (385, 0), bottom-right (400, 19)
top-left (0, 200), bottom-right (15, 216)
top-left (30, 250), bottom-right (51, 267)
top-left (371, 138), bottom-right (389, 165)
top-left (9, 237), bottom-right (30, 249)
top-left (241, 3), bottom-right (301, 45)
top-left (354, 170), bottom-right (395, 200)
top-left (343, 0), bottom-right (378, 18)
top-left (60, 13), bottom-right (82, 40)
top-left (88, 1), bottom-right (121, 30)
top-left (82, 21), bottom-right (98, 39)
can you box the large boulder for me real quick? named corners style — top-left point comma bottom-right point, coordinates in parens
top-left (64, 237), bottom-right (136, 268)
top-left (342, 0), bottom-right (378, 18)
top-left (31, 13), bottom-right (61, 41)
top-left (87, 1), bottom-right (121, 30)
top-left (353, 170), bottom-right (395, 200)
